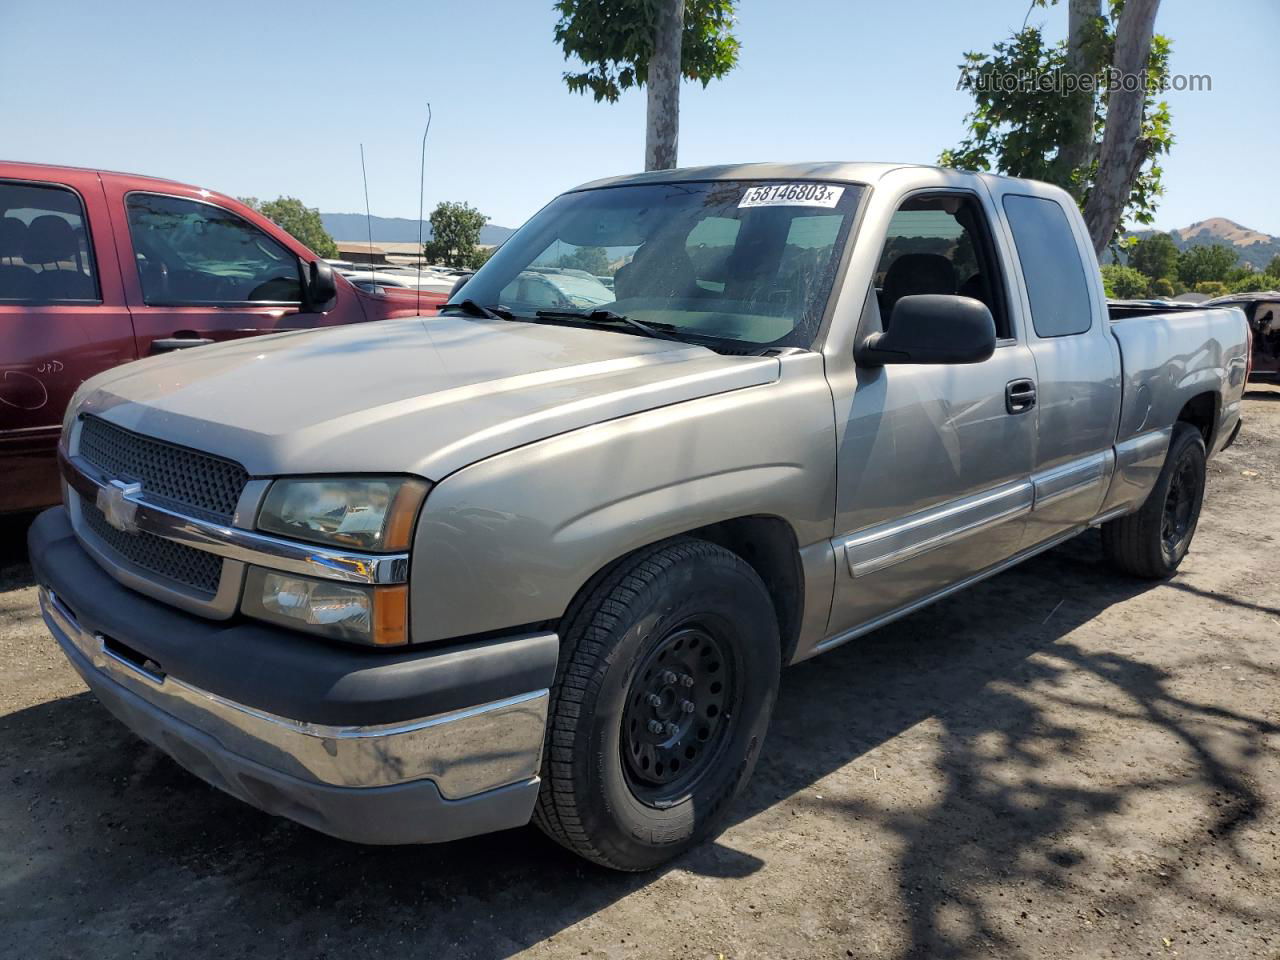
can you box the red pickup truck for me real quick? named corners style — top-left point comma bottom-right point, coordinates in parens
top-left (0, 161), bottom-right (444, 515)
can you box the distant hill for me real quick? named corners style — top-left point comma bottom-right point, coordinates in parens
top-left (1124, 217), bottom-right (1280, 271)
top-left (320, 213), bottom-right (514, 247)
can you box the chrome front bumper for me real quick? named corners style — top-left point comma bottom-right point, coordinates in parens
top-left (38, 583), bottom-right (552, 844)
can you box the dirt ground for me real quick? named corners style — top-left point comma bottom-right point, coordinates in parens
top-left (1, 390), bottom-right (1277, 960)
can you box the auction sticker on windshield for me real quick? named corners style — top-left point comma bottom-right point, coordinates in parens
top-left (738, 183), bottom-right (845, 208)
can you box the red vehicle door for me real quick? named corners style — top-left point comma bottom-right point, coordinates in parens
top-left (0, 168), bottom-right (135, 513)
top-left (99, 178), bottom-right (341, 355)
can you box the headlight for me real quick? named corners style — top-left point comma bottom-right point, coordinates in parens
top-left (242, 568), bottom-right (408, 646)
top-left (256, 476), bottom-right (429, 551)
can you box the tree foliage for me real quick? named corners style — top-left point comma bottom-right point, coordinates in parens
top-left (1192, 280), bottom-right (1228, 298)
top-left (557, 245), bottom-right (611, 275)
top-left (1127, 231), bottom-right (1179, 280)
top-left (239, 195), bottom-right (338, 259)
top-left (553, 0), bottom-right (739, 103)
top-left (422, 201), bottom-right (489, 269)
top-left (1176, 244), bottom-right (1239, 287)
top-left (940, 0), bottom-right (1173, 251)
top-left (1101, 263), bottom-right (1150, 298)
top-left (1227, 271), bottom-right (1280, 294)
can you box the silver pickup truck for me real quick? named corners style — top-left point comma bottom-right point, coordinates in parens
top-left (29, 163), bottom-right (1249, 871)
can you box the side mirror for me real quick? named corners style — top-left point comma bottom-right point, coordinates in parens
top-left (856, 294), bottom-right (996, 366)
top-left (303, 259), bottom-right (337, 311)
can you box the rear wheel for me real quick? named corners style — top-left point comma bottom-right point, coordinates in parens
top-left (1102, 422), bottom-right (1207, 578)
top-left (533, 539), bottom-right (780, 871)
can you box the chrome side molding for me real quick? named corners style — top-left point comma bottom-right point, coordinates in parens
top-left (839, 481), bottom-right (1034, 579)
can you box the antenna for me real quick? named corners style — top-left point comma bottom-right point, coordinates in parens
top-left (416, 103), bottom-right (433, 314)
top-left (359, 143), bottom-right (374, 287)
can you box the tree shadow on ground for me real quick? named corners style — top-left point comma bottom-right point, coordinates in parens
top-left (1, 532), bottom-right (1274, 959)
top-left (0, 512), bottom-right (34, 592)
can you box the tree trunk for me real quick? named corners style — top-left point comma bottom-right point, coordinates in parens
top-left (1053, 0), bottom-right (1102, 192)
top-left (1083, 0), bottom-right (1161, 254)
top-left (645, 0), bottom-right (685, 171)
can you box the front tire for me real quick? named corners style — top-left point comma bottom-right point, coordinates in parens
top-left (1102, 421), bottom-right (1207, 578)
top-left (533, 539), bottom-right (780, 871)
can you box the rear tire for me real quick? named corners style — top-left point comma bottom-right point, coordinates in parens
top-left (1102, 422), bottom-right (1207, 578)
top-left (533, 539), bottom-right (780, 871)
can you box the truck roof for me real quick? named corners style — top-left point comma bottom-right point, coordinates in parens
top-left (570, 161), bottom-right (1034, 193)
top-left (0, 158), bottom-right (207, 193)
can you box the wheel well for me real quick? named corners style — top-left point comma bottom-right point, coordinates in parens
top-left (680, 515), bottom-right (804, 665)
top-left (1177, 392), bottom-right (1217, 446)
top-left (562, 516), bottom-right (805, 666)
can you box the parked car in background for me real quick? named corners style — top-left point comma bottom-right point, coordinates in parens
top-left (338, 267), bottom-right (458, 297)
top-left (29, 162), bottom-right (1248, 870)
top-left (510, 267), bottom-right (615, 309)
top-left (1206, 291), bottom-right (1277, 381)
top-left (0, 161), bottom-right (448, 514)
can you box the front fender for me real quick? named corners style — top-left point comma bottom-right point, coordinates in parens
top-left (408, 353), bottom-right (837, 644)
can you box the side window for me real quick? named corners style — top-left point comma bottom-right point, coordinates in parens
top-left (874, 193), bottom-right (1009, 338)
top-left (0, 181), bottom-right (100, 304)
top-left (125, 194), bottom-right (302, 306)
top-left (1002, 194), bottom-right (1093, 337)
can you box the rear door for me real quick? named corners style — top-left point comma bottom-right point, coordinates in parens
top-left (0, 170), bottom-right (135, 512)
top-left (99, 181), bottom-right (325, 355)
top-left (987, 184), bottom-right (1122, 546)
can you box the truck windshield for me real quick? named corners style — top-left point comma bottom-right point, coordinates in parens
top-left (452, 180), bottom-right (864, 350)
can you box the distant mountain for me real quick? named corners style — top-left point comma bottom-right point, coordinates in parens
top-left (320, 213), bottom-right (514, 247)
top-left (1125, 217), bottom-right (1280, 271)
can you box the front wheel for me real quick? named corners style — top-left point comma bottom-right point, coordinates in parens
top-left (1102, 421), bottom-right (1207, 578)
top-left (533, 539), bottom-right (780, 871)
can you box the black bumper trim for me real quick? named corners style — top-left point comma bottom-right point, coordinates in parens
top-left (62, 627), bottom-right (538, 844)
top-left (28, 507), bottom-right (559, 726)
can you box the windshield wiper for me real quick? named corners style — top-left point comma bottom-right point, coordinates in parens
top-left (440, 298), bottom-right (516, 321)
top-left (534, 309), bottom-right (685, 342)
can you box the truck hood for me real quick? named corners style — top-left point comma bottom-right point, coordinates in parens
top-left (77, 315), bottom-right (780, 478)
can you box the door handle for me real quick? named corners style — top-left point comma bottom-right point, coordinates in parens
top-left (150, 336), bottom-right (214, 353)
top-left (1006, 378), bottom-right (1037, 414)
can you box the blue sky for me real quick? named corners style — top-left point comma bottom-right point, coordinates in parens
top-left (3, 0), bottom-right (1275, 235)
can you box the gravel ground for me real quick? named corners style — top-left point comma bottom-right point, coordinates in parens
top-left (1, 389), bottom-right (1277, 960)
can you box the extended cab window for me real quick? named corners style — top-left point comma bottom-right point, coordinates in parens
top-left (0, 181), bottom-right (100, 304)
top-left (1002, 194), bottom-right (1093, 337)
top-left (125, 194), bottom-right (302, 306)
top-left (874, 193), bottom-right (1009, 338)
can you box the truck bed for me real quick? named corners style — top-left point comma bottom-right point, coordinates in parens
top-left (1109, 304), bottom-right (1249, 449)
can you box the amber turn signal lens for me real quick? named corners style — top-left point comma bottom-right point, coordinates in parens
top-left (383, 480), bottom-right (430, 551)
top-left (371, 585), bottom-right (409, 646)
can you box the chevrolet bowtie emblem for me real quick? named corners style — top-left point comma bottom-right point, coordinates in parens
top-left (96, 479), bottom-right (142, 534)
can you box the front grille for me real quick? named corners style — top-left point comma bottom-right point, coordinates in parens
top-left (79, 415), bottom-right (248, 521)
top-left (82, 500), bottom-right (223, 597)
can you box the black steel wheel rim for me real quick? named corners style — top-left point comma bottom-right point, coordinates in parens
top-left (1162, 453), bottom-right (1198, 555)
top-left (621, 621), bottom-right (739, 806)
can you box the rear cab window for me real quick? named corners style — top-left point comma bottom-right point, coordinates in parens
top-left (125, 194), bottom-right (302, 306)
top-left (0, 181), bottom-right (100, 304)
top-left (1002, 195), bottom-right (1093, 337)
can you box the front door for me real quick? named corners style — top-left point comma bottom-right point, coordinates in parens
top-left (824, 189), bottom-right (1039, 642)
top-left (0, 171), bottom-right (135, 512)
top-left (100, 185), bottom-right (322, 355)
